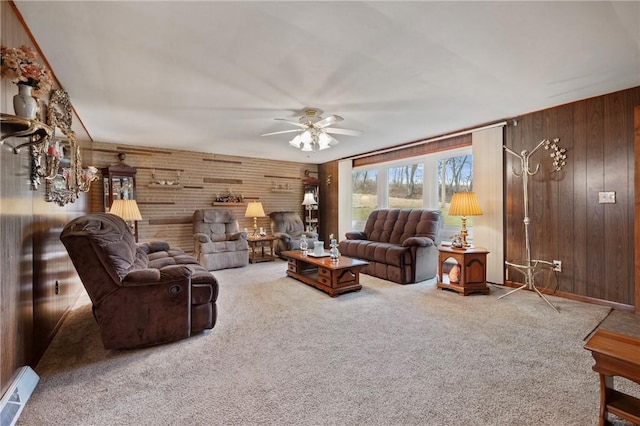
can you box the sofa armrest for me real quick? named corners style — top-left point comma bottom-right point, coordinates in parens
top-left (345, 231), bottom-right (367, 240)
top-left (273, 231), bottom-right (292, 243)
top-left (194, 233), bottom-right (211, 244)
top-left (402, 236), bottom-right (435, 248)
top-left (227, 231), bottom-right (247, 241)
top-left (122, 264), bottom-right (193, 287)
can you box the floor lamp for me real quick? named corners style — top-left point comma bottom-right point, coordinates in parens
top-left (301, 192), bottom-right (317, 231)
top-left (499, 138), bottom-right (567, 312)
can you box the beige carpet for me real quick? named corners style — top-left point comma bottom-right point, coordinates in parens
top-left (18, 261), bottom-right (635, 425)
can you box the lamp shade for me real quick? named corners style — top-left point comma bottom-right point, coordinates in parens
top-left (449, 192), bottom-right (483, 216)
top-left (301, 192), bottom-right (317, 206)
top-left (109, 199), bottom-right (143, 221)
top-left (244, 201), bottom-right (265, 218)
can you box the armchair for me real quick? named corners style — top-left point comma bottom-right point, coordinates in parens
top-left (193, 209), bottom-right (249, 270)
top-left (269, 211), bottom-right (318, 259)
top-left (60, 213), bottom-right (218, 350)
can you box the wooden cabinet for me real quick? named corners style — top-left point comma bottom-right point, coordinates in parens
top-left (101, 158), bottom-right (138, 238)
top-left (302, 172), bottom-right (319, 234)
top-left (436, 246), bottom-right (490, 296)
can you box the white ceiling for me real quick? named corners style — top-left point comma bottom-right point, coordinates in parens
top-left (14, 1), bottom-right (640, 164)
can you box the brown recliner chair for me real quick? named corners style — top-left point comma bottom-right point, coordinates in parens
top-left (269, 211), bottom-right (318, 259)
top-left (193, 209), bottom-right (249, 270)
top-left (60, 213), bottom-right (218, 350)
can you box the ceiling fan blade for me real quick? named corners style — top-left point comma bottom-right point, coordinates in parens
top-left (325, 127), bottom-right (363, 136)
top-left (274, 118), bottom-right (307, 128)
top-left (261, 129), bottom-right (301, 137)
top-left (313, 115), bottom-right (343, 129)
top-left (328, 134), bottom-right (340, 145)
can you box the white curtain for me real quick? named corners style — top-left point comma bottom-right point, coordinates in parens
top-left (338, 160), bottom-right (353, 239)
top-left (472, 126), bottom-right (504, 284)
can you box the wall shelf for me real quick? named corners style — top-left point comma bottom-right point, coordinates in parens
top-left (212, 202), bottom-right (246, 206)
top-left (0, 113), bottom-right (53, 153)
top-left (148, 183), bottom-right (182, 189)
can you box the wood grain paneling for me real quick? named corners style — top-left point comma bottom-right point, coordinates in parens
top-left (1, 1), bottom-right (91, 398)
top-left (505, 87), bottom-right (640, 307)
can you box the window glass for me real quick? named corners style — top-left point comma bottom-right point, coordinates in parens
top-left (388, 163), bottom-right (423, 209)
top-left (352, 170), bottom-right (377, 230)
top-left (437, 154), bottom-right (474, 240)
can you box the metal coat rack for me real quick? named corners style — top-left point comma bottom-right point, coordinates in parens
top-left (499, 138), bottom-right (567, 312)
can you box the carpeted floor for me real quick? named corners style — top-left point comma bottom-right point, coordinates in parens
top-left (18, 261), bottom-right (637, 425)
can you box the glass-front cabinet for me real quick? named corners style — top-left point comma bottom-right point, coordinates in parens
top-left (101, 161), bottom-right (138, 236)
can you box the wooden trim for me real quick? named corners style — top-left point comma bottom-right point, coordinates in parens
top-left (148, 217), bottom-right (192, 225)
top-left (203, 158), bottom-right (242, 164)
top-left (634, 105), bottom-right (640, 314)
top-left (353, 134), bottom-right (471, 167)
top-left (503, 280), bottom-right (635, 312)
top-left (203, 178), bottom-right (243, 184)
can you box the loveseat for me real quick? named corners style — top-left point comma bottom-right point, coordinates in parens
top-left (193, 209), bottom-right (249, 270)
top-left (61, 213), bottom-right (218, 350)
top-left (339, 209), bottom-right (443, 284)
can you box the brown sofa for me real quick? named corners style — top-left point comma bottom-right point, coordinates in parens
top-left (193, 209), bottom-right (249, 270)
top-left (339, 209), bottom-right (443, 284)
top-left (61, 213), bottom-right (218, 350)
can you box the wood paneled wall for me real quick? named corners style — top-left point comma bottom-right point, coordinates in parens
top-left (505, 86), bottom-right (640, 307)
top-left (90, 142), bottom-right (318, 253)
top-left (1, 1), bottom-right (91, 398)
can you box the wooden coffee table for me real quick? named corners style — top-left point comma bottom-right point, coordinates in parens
top-left (282, 250), bottom-right (369, 297)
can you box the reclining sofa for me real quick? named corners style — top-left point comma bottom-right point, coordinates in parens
top-left (339, 209), bottom-right (443, 284)
top-left (61, 213), bottom-right (218, 349)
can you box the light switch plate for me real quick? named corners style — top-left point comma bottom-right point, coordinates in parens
top-left (598, 191), bottom-right (616, 204)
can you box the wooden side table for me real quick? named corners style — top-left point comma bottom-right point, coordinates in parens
top-left (247, 235), bottom-right (276, 263)
top-left (584, 329), bottom-right (640, 426)
top-left (436, 246), bottom-right (489, 296)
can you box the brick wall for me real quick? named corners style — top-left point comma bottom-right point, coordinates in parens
top-left (90, 142), bottom-right (318, 253)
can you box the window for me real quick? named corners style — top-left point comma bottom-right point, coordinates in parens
top-left (351, 169), bottom-right (377, 230)
top-left (437, 153), bottom-right (474, 241)
top-left (351, 148), bottom-right (473, 240)
top-left (387, 163), bottom-right (423, 209)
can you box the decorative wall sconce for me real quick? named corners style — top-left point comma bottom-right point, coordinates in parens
top-left (39, 89), bottom-right (98, 205)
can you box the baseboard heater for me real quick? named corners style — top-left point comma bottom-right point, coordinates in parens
top-left (0, 366), bottom-right (39, 426)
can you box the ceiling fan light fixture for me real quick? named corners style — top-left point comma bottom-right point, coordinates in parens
top-left (318, 132), bottom-right (331, 150)
top-left (289, 134), bottom-right (302, 148)
top-left (262, 108), bottom-right (362, 153)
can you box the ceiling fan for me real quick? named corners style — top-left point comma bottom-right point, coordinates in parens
top-left (261, 108), bottom-right (363, 152)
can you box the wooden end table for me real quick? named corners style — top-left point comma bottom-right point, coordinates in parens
top-left (247, 235), bottom-right (276, 263)
top-left (584, 329), bottom-right (640, 426)
top-left (436, 245), bottom-right (490, 296)
top-left (282, 250), bottom-right (369, 297)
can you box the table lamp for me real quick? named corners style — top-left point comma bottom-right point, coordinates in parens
top-left (448, 192), bottom-right (482, 247)
top-left (245, 201), bottom-right (265, 236)
top-left (109, 199), bottom-right (143, 242)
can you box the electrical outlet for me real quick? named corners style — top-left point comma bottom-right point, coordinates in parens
top-left (552, 260), bottom-right (562, 272)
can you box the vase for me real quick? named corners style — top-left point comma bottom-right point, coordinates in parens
top-left (13, 84), bottom-right (38, 119)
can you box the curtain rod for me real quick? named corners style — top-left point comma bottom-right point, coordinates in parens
top-left (344, 121), bottom-right (508, 161)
